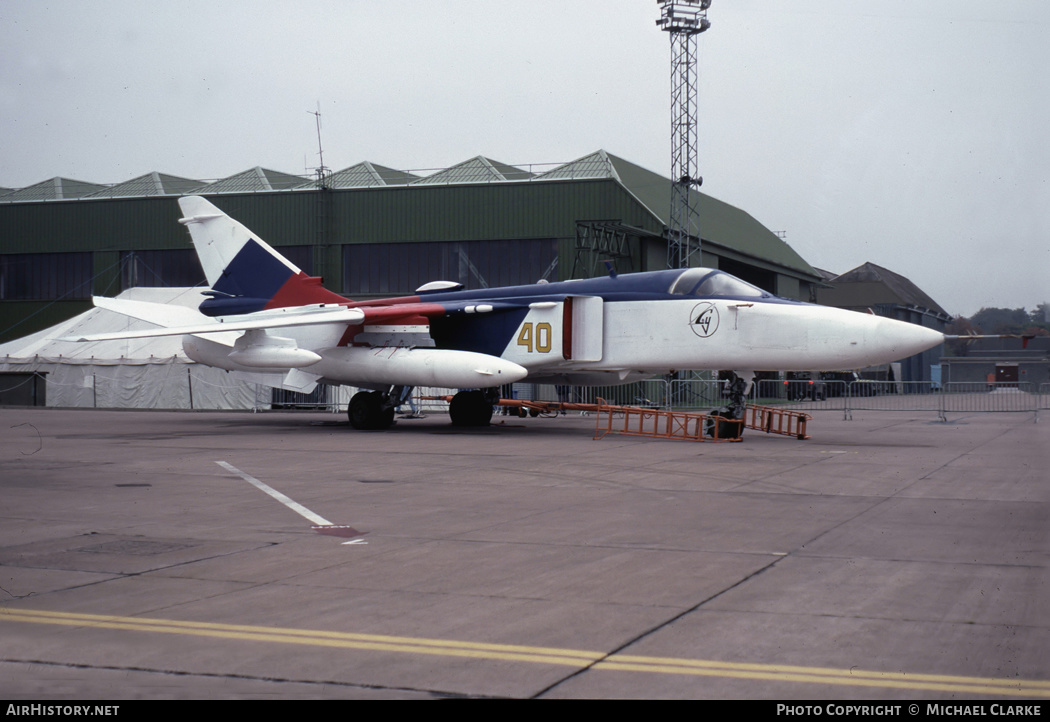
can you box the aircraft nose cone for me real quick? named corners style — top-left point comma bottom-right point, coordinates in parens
top-left (871, 316), bottom-right (944, 360)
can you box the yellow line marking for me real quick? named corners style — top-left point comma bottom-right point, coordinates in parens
top-left (3, 608), bottom-right (1048, 697)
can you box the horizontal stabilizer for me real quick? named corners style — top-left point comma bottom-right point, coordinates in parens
top-left (92, 295), bottom-right (211, 328)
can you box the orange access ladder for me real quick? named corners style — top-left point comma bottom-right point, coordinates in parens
top-left (489, 398), bottom-right (810, 442)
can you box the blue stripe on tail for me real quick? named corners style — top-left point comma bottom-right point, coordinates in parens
top-left (199, 239), bottom-right (295, 317)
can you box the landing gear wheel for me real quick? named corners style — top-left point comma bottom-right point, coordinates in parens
top-left (705, 408), bottom-right (744, 440)
top-left (348, 391), bottom-right (395, 430)
top-left (449, 390), bottom-right (493, 427)
top-left (705, 371), bottom-right (751, 439)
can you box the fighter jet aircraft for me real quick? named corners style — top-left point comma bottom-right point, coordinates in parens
top-left (65, 195), bottom-right (944, 430)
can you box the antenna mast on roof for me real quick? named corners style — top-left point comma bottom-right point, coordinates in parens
top-left (657, 0), bottom-right (710, 269)
top-left (307, 103), bottom-right (331, 189)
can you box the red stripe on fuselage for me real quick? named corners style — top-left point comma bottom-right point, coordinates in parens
top-left (264, 272), bottom-right (349, 310)
top-left (335, 299), bottom-right (447, 347)
top-left (358, 303), bottom-right (445, 322)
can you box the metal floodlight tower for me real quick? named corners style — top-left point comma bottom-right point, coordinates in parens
top-left (657, 0), bottom-right (710, 269)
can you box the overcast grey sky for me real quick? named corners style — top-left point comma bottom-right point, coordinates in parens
top-left (2, 0), bottom-right (1047, 318)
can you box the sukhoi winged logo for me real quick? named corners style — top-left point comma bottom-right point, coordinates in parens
top-left (691, 302), bottom-right (719, 337)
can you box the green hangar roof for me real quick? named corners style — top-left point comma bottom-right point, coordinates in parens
top-left (323, 162), bottom-right (420, 188)
top-left (559, 150), bottom-right (817, 278)
top-left (84, 172), bottom-right (203, 199)
top-left (192, 167), bottom-right (305, 194)
top-left (0, 176), bottom-right (109, 202)
top-left (819, 262), bottom-right (948, 318)
top-left (412, 156), bottom-right (536, 185)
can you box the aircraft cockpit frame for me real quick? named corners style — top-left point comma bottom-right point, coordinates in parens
top-left (667, 267), bottom-right (772, 299)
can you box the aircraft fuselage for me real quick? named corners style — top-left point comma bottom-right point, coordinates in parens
top-left (183, 267), bottom-right (944, 389)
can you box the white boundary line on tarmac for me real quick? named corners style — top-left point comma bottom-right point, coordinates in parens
top-left (216, 460), bottom-right (333, 527)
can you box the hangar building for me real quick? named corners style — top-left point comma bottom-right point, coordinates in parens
top-left (1, 150), bottom-right (821, 346)
top-left (815, 262), bottom-right (950, 384)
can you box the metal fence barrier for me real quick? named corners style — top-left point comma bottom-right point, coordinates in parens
top-left (749, 378), bottom-right (851, 413)
top-left (530, 380), bottom-right (668, 408)
top-left (270, 379), bottom-right (1044, 423)
top-left (537, 379), bottom-right (1043, 423)
top-left (938, 382), bottom-right (1041, 420)
top-left (842, 381), bottom-right (944, 418)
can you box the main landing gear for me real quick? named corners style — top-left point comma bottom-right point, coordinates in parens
top-left (449, 389), bottom-right (496, 427)
top-left (347, 387), bottom-right (400, 430)
top-left (347, 386), bottom-right (497, 430)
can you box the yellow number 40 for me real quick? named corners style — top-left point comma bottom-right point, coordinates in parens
top-left (517, 322), bottom-right (552, 353)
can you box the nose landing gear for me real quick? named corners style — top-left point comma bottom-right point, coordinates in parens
top-left (705, 370), bottom-right (753, 439)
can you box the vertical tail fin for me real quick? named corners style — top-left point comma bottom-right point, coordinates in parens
top-left (177, 196), bottom-right (346, 316)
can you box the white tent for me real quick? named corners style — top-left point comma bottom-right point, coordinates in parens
top-left (0, 288), bottom-right (268, 409)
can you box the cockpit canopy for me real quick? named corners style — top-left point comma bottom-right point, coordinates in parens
top-left (668, 267), bottom-right (770, 298)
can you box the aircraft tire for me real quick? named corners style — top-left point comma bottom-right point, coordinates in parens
top-left (449, 390), bottom-right (492, 427)
top-left (705, 408), bottom-right (744, 440)
top-left (477, 400), bottom-right (494, 426)
top-left (348, 391), bottom-right (392, 430)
